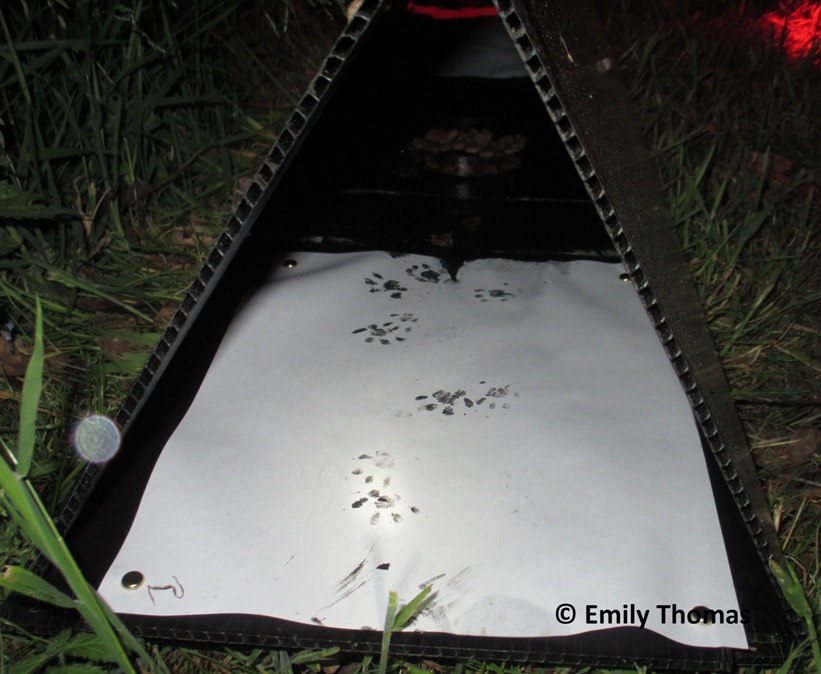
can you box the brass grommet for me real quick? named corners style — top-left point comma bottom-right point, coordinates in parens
top-left (690, 605), bottom-right (714, 624)
top-left (121, 570), bottom-right (145, 590)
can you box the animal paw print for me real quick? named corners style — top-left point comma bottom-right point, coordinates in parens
top-left (351, 313), bottom-right (418, 345)
top-left (350, 452), bottom-right (417, 524)
top-left (415, 382), bottom-right (516, 415)
top-left (405, 262), bottom-right (444, 283)
top-left (416, 389), bottom-right (466, 416)
top-left (364, 272), bottom-right (407, 299)
top-left (473, 285), bottom-right (516, 302)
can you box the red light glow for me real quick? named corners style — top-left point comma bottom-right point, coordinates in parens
top-left (759, 1), bottom-right (821, 62)
top-left (405, 2), bottom-right (498, 19)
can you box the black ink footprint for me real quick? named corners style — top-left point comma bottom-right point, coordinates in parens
top-left (405, 263), bottom-right (444, 284)
top-left (415, 389), bottom-right (466, 415)
top-left (416, 383), bottom-right (516, 415)
top-left (473, 286), bottom-right (516, 302)
top-left (350, 451), bottom-right (407, 524)
top-left (483, 384), bottom-right (514, 409)
top-left (351, 313), bottom-right (418, 345)
top-left (365, 272), bottom-right (407, 299)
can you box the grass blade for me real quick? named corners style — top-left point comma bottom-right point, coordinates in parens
top-left (290, 647), bottom-right (341, 665)
top-left (0, 565), bottom-right (76, 609)
top-left (378, 585), bottom-right (434, 674)
top-left (393, 585), bottom-right (432, 632)
top-left (0, 302), bottom-right (163, 674)
top-left (378, 591), bottom-right (399, 674)
top-left (15, 297), bottom-right (44, 477)
top-left (769, 560), bottom-right (821, 671)
top-left (0, 181), bottom-right (70, 219)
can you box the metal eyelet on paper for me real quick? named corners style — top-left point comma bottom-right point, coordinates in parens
top-left (121, 570), bottom-right (145, 590)
top-left (690, 605), bottom-right (715, 624)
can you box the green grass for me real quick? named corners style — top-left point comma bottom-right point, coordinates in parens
top-left (609, 0), bottom-right (821, 476)
top-left (0, 300), bottom-right (162, 674)
top-left (1, 0), bottom-right (820, 671)
top-left (0, 1), bottom-right (341, 670)
top-left (605, 1), bottom-right (821, 670)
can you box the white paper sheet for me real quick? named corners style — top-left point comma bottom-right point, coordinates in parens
top-left (98, 251), bottom-right (748, 649)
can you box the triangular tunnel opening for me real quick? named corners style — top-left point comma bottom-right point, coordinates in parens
top-left (2, 1), bottom-right (797, 670)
